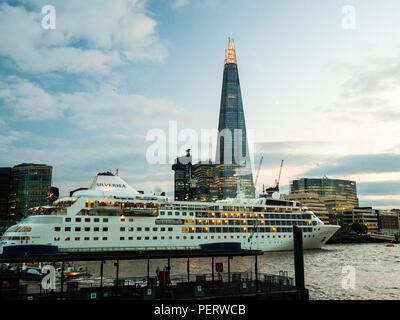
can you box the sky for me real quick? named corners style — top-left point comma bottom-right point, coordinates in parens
top-left (1, 0), bottom-right (400, 208)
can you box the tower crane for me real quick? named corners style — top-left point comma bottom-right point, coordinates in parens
top-left (264, 159), bottom-right (284, 195)
top-left (254, 154), bottom-right (263, 191)
top-left (275, 160), bottom-right (284, 190)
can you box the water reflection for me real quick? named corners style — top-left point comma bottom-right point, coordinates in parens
top-left (76, 243), bottom-right (400, 300)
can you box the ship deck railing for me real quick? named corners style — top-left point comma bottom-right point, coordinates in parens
top-left (60, 246), bottom-right (200, 252)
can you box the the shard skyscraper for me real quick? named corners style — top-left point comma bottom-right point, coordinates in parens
top-left (215, 38), bottom-right (255, 199)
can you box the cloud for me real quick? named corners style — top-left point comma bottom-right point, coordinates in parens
top-left (0, 76), bottom-right (66, 120)
top-left (0, 76), bottom-right (211, 130)
top-left (358, 180), bottom-right (400, 196)
top-left (303, 153), bottom-right (400, 177)
top-left (0, 0), bottom-right (167, 75)
top-left (340, 56), bottom-right (400, 99)
top-left (171, 0), bottom-right (190, 9)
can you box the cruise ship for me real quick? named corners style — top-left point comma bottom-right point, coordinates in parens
top-left (0, 172), bottom-right (340, 254)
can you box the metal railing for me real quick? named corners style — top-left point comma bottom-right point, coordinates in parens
top-left (60, 245), bottom-right (200, 252)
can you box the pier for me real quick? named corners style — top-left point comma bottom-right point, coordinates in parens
top-left (0, 228), bottom-right (309, 301)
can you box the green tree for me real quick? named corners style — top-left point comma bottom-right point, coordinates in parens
top-left (350, 222), bottom-right (368, 234)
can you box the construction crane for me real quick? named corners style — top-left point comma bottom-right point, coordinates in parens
top-left (264, 160), bottom-right (284, 195)
top-left (254, 154), bottom-right (263, 191)
top-left (275, 160), bottom-right (284, 190)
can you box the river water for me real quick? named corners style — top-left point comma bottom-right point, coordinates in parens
top-left (77, 243), bottom-right (400, 300)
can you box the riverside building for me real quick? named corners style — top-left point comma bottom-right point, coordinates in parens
top-left (290, 177), bottom-right (359, 208)
top-left (8, 163), bottom-right (52, 221)
top-left (284, 193), bottom-right (330, 224)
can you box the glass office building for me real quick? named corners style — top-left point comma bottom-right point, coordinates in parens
top-left (172, 151), bottom-right (195, 201)
top-left (0, 167), bottom-right (11, 224)
top-left (290, 178), bottom-right (359, 208)
top-left (215, 38), bottom-right (255, 199)
top-left (8, 163), bottom-right (52, 221)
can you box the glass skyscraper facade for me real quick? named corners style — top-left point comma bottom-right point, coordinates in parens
top-left (215, 39), bottom-right (255, 199)
top-left (0, 167), bottom-right (11, 224)
top-left (290, 178), bottom-right (359, 208)
top-left (8, 163), bottom-right (52, 221)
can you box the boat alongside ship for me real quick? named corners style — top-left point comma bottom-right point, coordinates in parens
top-left (0, 172), bottom-right (340, 255)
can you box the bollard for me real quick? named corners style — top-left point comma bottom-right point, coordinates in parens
top-left (293, 226), bottom-right (305, 289)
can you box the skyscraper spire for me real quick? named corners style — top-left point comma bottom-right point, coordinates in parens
top-left (224, 38), bottom-right (237, 64)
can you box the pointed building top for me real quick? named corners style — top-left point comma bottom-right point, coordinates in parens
top-left (224, 38), bottom-right (237, 64)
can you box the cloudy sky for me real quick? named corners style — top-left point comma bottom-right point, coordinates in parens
top-left (1, 0), bottom-right (400, 208)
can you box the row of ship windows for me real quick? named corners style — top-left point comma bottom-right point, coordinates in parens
top-left (182, 227), bottom-right (315, 233)
top-left (53, 234), bottom-right (317, 242)
top-left (160, 212), bottom-right (308, 219)
top-left (55, 226), bottom-right (173, 232)
top-left (63, 216), bottom-right (313, 224)
top-left (54, 226), bottom-right (316, 233)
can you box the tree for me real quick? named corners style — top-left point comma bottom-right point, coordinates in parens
top-left (350, 222), bottom-right (368, 235)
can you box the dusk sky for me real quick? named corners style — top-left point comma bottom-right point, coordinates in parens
top-left (1, 0), bottom-right (400, 208)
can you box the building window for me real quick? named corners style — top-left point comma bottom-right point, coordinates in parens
top-left (75, 227), bottom-right (81, 232)
top-left (75, 218), bottom-right (81, 222)
top-left (64, 237), bottom-right (70, 241)
top-left (54, 237), bottom-right (60, 241)
top-left (120, 237), bottom-right (125, 241)
top-left (85, 218), bottom-right (90, 223)
top-left (65, 227), bottom-right (71, 232)
top-left (168, 228), bottom-right (173, 231)
top-left (103, 227), bottom-right (108, 232)
top-left (153, 227), bottom-right (157, 231)
top-left (94, 227), bottom-right (99, 232)
top-left (94, 218), bottom-right (99, 222)
top-left (129, 237), bottom-right (133, 240)
top-left (75, 237), bottom-right (80, 241)
top-left (120, 227), bottom-right (125, 232)
top-left (103, 218), bottom-right (108, 223)
top-left (94, 237), bottom-right (99, 241)
top-left (103, 237), bottom-right (108, 241)
top-left (145, 237), bottom-right (149, 240)
top-left (137, 227), bottom-right (142, 231)
top-left (54, 227), bottom-right (61, 231)
top-left (84, 237), bottom-right (89, 241)
top-left (128, 227), bottom-right (133, 231)
top-left (85, 227), bottom-right (90, 232)
top-left (145, 227), bottom-right (150, 232)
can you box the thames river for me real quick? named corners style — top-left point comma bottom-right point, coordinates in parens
top-left (79, 243), bottom-right (400, 300)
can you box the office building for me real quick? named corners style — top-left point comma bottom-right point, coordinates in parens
top-left (8, 163), bottom-right (52, 221)
top-left (172, 150), bottom-right (196, 201)
top-left (290, 177), bottom-right (359, 208)
top-left (284, 193), bottom-right (330, 224)
top-left (0, 167), bottom-right (11, 226)
top-left (342, 207), bottom-right (379, 233)
top-left (192, 161), bottom-right (219, 202)
top-left (215, 38), bottom-right (255, 199)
